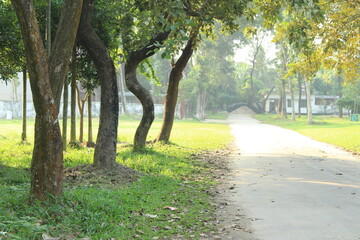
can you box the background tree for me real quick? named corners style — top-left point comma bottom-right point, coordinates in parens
top-left (78, 0), bottom-right (120, 167)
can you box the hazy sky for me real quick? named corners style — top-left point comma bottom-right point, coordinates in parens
top-left (234, 33), bottom-right (278, 64)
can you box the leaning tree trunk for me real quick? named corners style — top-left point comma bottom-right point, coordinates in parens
top-left (11, 0), bottom-right (83, 201)
top-left (124, 31), bottom-right (170, 150)
top-left (78, 0), bottom-right (119, 167)
top-left (21, 66), bottom-right (27, 142)
top-left (157, 33), bottom-right (197, 142)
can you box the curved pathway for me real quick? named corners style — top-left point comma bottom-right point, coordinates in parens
top-left (217, 114), bottom-right (360, 240)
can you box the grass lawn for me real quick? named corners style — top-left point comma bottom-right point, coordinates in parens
top-left (0, 117), bottom-right (232, 239)
top-left (205, 112), bottom-right (229, 120)
top-left (254, 114), bottom-right (360, 154)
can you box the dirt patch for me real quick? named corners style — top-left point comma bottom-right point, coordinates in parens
top-left (231, 106), bottom-right (255, 115)
top-left (64, 163), bottom-right (141, 187)
top-left (191, 145), bottom-right (257, 240)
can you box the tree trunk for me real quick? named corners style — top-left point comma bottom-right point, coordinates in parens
top-left (79, 102), bottom-right (85, 143)
top-left (21, 67), bottom-right (27, 142)
top-left (196, 90), bottom-right (207, 120)
top-left (289, 80), bottom-right (295, 121)
top-left (11, 0), bottom-right (83, 201)
top-left (76, 86), bottom-right (87, 143)
top-left (119, 64), bottom-right (128, 114)
top-left (157, 34), bottom-right (196, 142)
top-left (70, 47), bottom-right (77, 143)
top-left (338, 74), bottom-right (343, 118)
top-left (46, 0), bottom-right (51, 55)
top-left (124, 31), bottom-right (170, 150)
top-left (263, 86), bottom-right (275, 112)
top-left (305, 80), bottom-right (313, 125)
top-left (280, 79), bottom-right (287, 119)
top-left (87, 94), bottom-right (95, 147)
top-left (78, 0), bottom-right (119, 167)
top-left (62, 78), bottom-right (69, 151)
top-left (297, 72), bottom-right (302, 118)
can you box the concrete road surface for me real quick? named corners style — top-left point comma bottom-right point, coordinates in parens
top-left (217, 114), bottom-right (360, 240)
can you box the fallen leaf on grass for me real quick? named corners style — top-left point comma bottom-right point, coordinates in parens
top-left (163, 206), bottom-right (178, 211)
top-left (42, 234), bottom-right (60, 240)
top-left (144, 214), bottom-right (158, 218)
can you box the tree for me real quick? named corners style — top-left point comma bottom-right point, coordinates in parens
top-left (78, 0), bottom-right (119, 167)
top-left (156, 29), bottom-right (198, 142)
top-left (11, 0), bottom-right (83, 201)
top-left (124, 31), bottom-right (170, 150)
top-left (62, 77), bottom-right (69, 150)
top-left (70, 47), bottom-right (77, 144)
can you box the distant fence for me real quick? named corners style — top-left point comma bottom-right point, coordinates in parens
top-left (0, 101), bottom-right (166, 119)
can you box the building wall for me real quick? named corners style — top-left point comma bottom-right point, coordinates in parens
top-left (265, 94), bottom-right (340, 114)
top-left (0, 101), bottom-right (166, 119)
top-left (1, 72), bottom-right (168, 119)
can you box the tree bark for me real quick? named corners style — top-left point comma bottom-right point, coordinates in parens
top-left (70, 47), bottom-right (77, 143)
top-left (156, 34), bottom-right (197, 142)
top-left (11, 0), bottom-right (83, 201)
top-left (21, 66), bottom-right (27, 142)
top-left (78, 0), bottom-right (119, 167)
top-left (62, 78), bottom-right (69, 151)
top-left (124, 31), bottom-right (170, 150)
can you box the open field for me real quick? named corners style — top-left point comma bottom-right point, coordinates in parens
top-left (0, 118), bottom-right (232, 239)
top-left (254, 114), bottom-right (360, 154)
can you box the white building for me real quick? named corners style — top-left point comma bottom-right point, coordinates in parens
top-left (265, 93), bottom-right (340, 115)
top-left (0, 72), bottom-right (167, 119)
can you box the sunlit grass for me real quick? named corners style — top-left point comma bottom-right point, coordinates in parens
top-left (255, 114), bottom-right (360, 153)
top-left (0, 116), bottom-right (232, 239)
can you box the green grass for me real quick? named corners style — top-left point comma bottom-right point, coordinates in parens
top-left (254, 114), bottom-right (360, 153)
top-left (0, 117), bottom-right (232, 239)
top-left (205, 111), bottom-right (229, 120)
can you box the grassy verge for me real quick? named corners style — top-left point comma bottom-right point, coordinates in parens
top-left (254, 114), bottom-right (360, 154)
top-left (0, 118), bottom-right (232, 239)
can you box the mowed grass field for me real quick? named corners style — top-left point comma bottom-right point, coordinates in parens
top-left (255, 114), bottom-right (360, 154)
top-left (0, 117), bottom-right (232, 239)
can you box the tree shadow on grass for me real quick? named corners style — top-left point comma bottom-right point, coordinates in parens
top-left (0, 164), bottom-right (30, 185)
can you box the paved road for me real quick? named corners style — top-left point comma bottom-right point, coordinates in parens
top-left (217, 114), bottom-right (360, 240)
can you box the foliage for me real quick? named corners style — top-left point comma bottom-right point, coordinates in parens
top-left (337, 80), bottom-right (360, 114)
top-left (0, 1), bottom-right (23, 81)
